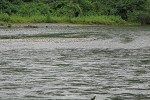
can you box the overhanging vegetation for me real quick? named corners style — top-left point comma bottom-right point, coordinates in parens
top-left (0, 0), bottom-right (149, 25)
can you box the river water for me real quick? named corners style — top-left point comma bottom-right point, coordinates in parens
top-left (0, 25), bottom-right (150, 100)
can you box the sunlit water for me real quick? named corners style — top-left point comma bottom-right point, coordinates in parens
top-left (0, 25), bottom-right (150, 100)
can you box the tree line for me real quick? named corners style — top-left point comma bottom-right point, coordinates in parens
top-left (0, 0), bottom-right (150, 24)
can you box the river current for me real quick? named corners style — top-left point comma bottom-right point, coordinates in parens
top-left (0, 25), bottom-right (150, 100)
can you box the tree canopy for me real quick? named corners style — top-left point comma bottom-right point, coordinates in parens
top-left (0, 0), bottom-right (149, 24)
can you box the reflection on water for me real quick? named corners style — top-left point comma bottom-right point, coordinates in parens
top-left (0, 25), bottom-right (150, 100)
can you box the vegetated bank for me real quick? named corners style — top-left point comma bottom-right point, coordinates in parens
top-left (0, 0), bottom-right (150, 26)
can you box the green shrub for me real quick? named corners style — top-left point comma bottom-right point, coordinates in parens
top-left (9, 15), bottom-right (31, 23)
top-left (16, 2), bottom-right (51, 17)
top-left (46, 14), bottom-right (53, 23)
top-left (0, 13), bottom-right (10, 22)
top-left (71, 16), bottom-right (126, 25)
top-left (10, 15), bottom-right (46, 23)
top-left (54, 3), bottom-right (82, 17)
top-left (128, 11), bottom-right (140, 22)
top-left (137, 12), bottom-right (150, 25)
top-left (30, 15), bottom-right (46, 23)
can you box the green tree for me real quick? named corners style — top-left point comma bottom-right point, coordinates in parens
top-left (106, 0), bottom-right (147, 20)
top-left (56, 3), bottom-right (82, 17)
top-left (0, 0), bottom-right (12, 14)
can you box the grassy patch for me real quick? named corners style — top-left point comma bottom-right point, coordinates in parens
top-left (46, 15), bottom-right (71, 23)
top-left (9, 15), bottom-right (46, 23)
top-left (0, 14), bottom-right (133, 25)
top-left (71, 16), bottom-right (126, 25)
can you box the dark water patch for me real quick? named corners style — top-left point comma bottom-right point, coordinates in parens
top-left (26, 33), bottom-right (90, 38)
top-left (110, 96), bottom-right (124, 100)
top-left (140, 59), bottom-right (150, 65)
top-left (126, 79), bottom-right (148, 84)
top-left (0, 61), bottom-right (10, 65)
top-left (2, 83), bottom-right (21, 90)
top-left (0, 32), bottom-right (92, 39)
top-left (112, 93), bottom-right (150, 100)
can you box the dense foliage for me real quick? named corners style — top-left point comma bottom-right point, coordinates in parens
top-left (0, 0), bottom-right (150, 24)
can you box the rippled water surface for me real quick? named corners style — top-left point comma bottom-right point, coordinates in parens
top-left (0, 25), bottom-right (150, 100)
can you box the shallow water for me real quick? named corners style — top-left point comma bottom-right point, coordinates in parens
top-left (0, 25), bottom-right (150, 100)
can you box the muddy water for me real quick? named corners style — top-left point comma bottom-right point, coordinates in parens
top-left (0, 25), bottom-right (150, 100)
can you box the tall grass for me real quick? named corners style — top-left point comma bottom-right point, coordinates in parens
top-left (46, 15), bottom-right (71, 23)
top-left (9, 15), bottom-right (46, 23)
top-left (71, 16), bottom-right (126, 25)
top-left (0, 14), bottom-right (127, 25)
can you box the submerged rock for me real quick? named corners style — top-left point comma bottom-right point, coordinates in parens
top-left (7, 24), bottom-right (12, 28)
top-left (24, 25), bottom-right (38, 28)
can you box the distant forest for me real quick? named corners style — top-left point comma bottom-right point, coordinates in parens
top-left (0, 0), bottom-right (150, 24)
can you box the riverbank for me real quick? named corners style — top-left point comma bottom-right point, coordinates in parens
top-left (0, 15), bottom-right (139, 27)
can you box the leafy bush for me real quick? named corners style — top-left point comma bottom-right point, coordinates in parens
top-left (0, 0), bottom-right (12, 14)
top-left (128, 11), bottom-right (141, 22)
top-left (9, 15), bottom-right (46, 23)
top-left (137, 12), bottom-right (150, 25)
top-left (16, 3), bottom-right (40, 16)
top-left (71, 16), bottom-right (126, 25)
top-left (54, 3), bottom-right (82, 17)
top-left (0, 0), bottom-right (149, 25)
top-left (0, 13), bottom-right (10, 22)
top-left (15, 2), bottom-right (50, 16)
